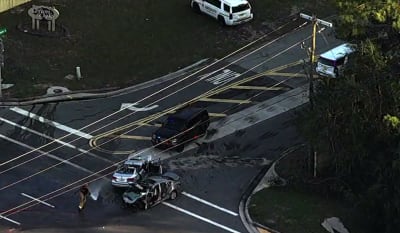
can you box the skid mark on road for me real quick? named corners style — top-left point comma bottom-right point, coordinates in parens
top-left (167, 154), bottom-right (271, 170)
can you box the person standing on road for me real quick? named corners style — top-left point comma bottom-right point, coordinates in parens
top-left (78, 184), bottom-right (90, 211)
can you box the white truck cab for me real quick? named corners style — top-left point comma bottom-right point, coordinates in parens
top-left (191, 0), bottom-right (253, 26)
top-left (316, 43), bottom-right (356, 78)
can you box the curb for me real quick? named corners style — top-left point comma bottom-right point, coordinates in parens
top-left (0, 58), bottom-right (211, 106)
top-left (240, 144), bottom-right (306, 233)
top-left (239, 164), bottom-right (272, 233)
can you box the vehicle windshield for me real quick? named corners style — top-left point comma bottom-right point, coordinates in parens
top-left (116, 164), bottom-right (140, 174)
top-left (318, 57), bottom-right (335, 66)
top-left (232, 3), bottom-right (250, 13)
top-left (163, 117), bottom-right (186, 131)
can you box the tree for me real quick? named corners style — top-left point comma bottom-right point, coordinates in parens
top-left (298, 1), bottom-right (400, 232)
top-left (335, 0), bottom-right (400, 41)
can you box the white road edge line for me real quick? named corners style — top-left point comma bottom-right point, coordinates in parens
top-left (0, 214), bottom-right (21, 225)
top-left (0, 117), bottom-right (113, 164)
top-left (182, 191), bottom-right (238, 216)
top-left (0, 134), bottom-right (95, 175)
top-left (162, 202), bottom-right (241, 233)
top-left (21, 193), bottom-right (55, 208)
top-left (10, 107), bottom-right (93, 140)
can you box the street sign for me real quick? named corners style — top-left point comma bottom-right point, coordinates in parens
top-left (0, 28), bottom-right (6, 36)
top-left (299, 13), bottom-right (333, 28)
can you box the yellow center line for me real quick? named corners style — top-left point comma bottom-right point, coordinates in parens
top-left (208, 112), bottom-right (227, 117)
top-left (265, 72), bottom-right (307, 78)
top-left (230, 85), bottom-right (290, 91)
top-left (89, 59), bottom-right (304, 153)
top-left (199, 98), bottom-right (251, 104)
top-left (118, 135), bottom-right (152, 140)
top-left (132, 123), bottom-right (162, 127)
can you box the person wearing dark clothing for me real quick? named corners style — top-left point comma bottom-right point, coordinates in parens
top-left (78, 184), bottom-right (90, 211)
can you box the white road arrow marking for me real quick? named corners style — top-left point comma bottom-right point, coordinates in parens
top-left (120, 103), bottom-right (159, 112)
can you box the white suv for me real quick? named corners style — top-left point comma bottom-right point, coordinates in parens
top-left (191, 0), bottom-right (253, 26)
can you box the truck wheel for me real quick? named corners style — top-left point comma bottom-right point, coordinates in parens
top-left (175, 144), bottom-right (184, 153)
top-left (170, 191), bottom-right (178, 200)
top-left (334, 68), bottom-right (339, 78)
top-left (192, 3), bottom-right (200, 13)
top-left (218, 16), bottom-right (226, 26)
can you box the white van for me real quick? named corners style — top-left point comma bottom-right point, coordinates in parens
top-left (191, 0), bottom-right (253, 26)
top-left (316, 43), bottom-right (356, 78)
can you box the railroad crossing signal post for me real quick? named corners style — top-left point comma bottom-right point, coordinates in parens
top-left (299, 13), bottom-right (332, 178)
top-left (0, 27), bottom-right (6, 99)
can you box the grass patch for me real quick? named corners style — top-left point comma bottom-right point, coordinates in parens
top-left (249, 147), bottom-right (366, 233)
top-left (0, 0), bottom-right (336, 98)
top-left (249, 186), bottom-right (361, 233)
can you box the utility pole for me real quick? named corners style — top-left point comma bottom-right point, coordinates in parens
top-left (299, 13), bottom-right (332, 178)
top-left (300, 13), bottom-right (332, 109)
top-left (0, 27), bottom-right (7, 99)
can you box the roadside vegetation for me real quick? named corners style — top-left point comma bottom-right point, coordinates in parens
top-left (251, 1), bottom-right (400, 233)
top-left (0, 0), bottom-right (334, 98)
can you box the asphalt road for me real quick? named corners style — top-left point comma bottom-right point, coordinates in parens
top-left (0, 18), bottom-right (341, 233)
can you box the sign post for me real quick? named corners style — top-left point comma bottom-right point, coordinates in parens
top-left (28, 5), bottom-right (59, 32)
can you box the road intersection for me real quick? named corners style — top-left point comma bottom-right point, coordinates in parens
top-left (0, 17), bottom-right (341, 232)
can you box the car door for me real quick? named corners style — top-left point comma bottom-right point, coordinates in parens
top-left (203, 0), bottom-right (221, 18)
top-left (150, 184), bottom-right (162, 204)
top-left (184, 118), bottom-right (196, 141)
top-left (199, 111), bottom-right (210, 133)
top-left (160, 182), bottom-right (168, 200)
top-left (188, 116), bottom-right (202, 140)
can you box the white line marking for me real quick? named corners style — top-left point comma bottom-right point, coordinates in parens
top-left (182, 192), bottom-right (238, 216)
top-left (162, 202), bottom-right (240, 233)
top-left (203, 69), bottom-right (241, 85)
top-left (0, 117), bottom-right (113, 164)
top-left (120, 102), bottom-right (159, 112)
top-left (0, 214), bottom-right (21, 225)
top-left (10, 107), bottom-right (93, 139)
top-left (0, 133), bottom-right (94, 174)
top-left (21, 193), bottom-right (55, 208)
